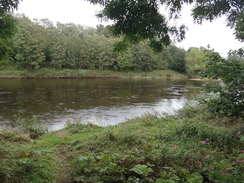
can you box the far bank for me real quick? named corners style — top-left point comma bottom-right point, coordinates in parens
top-left (0, 68), bottom-right (190, 79)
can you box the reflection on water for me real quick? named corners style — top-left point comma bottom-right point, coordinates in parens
top-left (0, 79), bottom-right (205, 131)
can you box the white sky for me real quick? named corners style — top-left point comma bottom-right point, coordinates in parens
top-left (16, 0), bottom-right (243, 57)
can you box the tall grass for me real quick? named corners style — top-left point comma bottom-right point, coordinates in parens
top-left (0, 67), bottom-right (188, 79)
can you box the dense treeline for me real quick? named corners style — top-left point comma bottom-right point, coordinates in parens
top-left (1, 15), bottom-right (208, 74)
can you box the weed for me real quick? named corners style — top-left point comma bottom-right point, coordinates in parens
top-left (0, 127), bottom-right (30, 142)
top-left (0, 105), bottom-right (243, 182)
top-left (0, 137), bottom-right (56, 183)
top-left (174, 121), bottom-right (241, 151)
top-left (66, 121), bottom-right (101, 134)
top-left (13, 115), bottom-right (48, 139)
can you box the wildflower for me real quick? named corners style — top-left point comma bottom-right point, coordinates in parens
top-left (222, 173), bottom-right (226, 176)
top-left (211, 166), bottom-right (215, 170)
top-left (199, 164), bottom-right (203, 167)
top-left (236, 159), bottom-right (244, 163)
top-left (201, 139), bottom-right (210, 145)
top-left (201, 141), bottom-right (207, 144)
top-left (226, 167), bottom-right (233, 171)
top-left (205, 154), bottom-right (211, 158)
top-left (237, 132), bottom-right (241, 135)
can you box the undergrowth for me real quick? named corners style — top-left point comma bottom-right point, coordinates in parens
top-left (0, 106), bottom-right (243, 182)
top-left (0, 129), bottom-right (56, 183)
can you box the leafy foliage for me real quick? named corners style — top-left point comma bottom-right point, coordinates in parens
top-left (0, 0), bottom-right (21, 11)
top-left (167, 45), bottom-right (186, 72)
top-left (96, 0), bottom-right (185, 52)
top-left (185, 47), bottom-right (205, 75)
top-left (130, 164), bottom-right (153, 176)
top-left (192, 0), bottom-right (244, 42)
top-left (0, 0), bottom-right (21, 61)
top-left (6, 16), bottom-right (189, 72)
top-left (130, 42), bottom-right (159, 71)
top-left (202, 49), bottom-right (244, 117)
top-left (0, 12), bottom-right (15, 61)
top-left (0, 142), bottom-right (55, 183)
top-left (87, 0), bottom-right (243, 55)
top-left (13, 15), bottom-right (47, 69)
top-left (0, 128), bottom-right (55, 182)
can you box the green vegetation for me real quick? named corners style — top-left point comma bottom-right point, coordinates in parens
top-left (88, 0), bottom-right (243, 55)
top-left (201, 50), bottom-right (244, 117)
top-left (13, 115), bottom-right (47, 139)
top-left (0, 67), bottom-right (188, 79)
top-left (2, 0), bottom-right (243, 57)
top-left (0, 15), bottom-right (208, 75)
top-left (0, 0), bottom-right (20, 61)
top-left (185, 47), bottom-right (206, 76)
top-left (0, 106), bottom-right (243, 183)
top-left (1, 1), bottom-right (243, 182)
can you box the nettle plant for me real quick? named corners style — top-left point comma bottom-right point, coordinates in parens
top-left (202, 50), bottom-right (244, 117)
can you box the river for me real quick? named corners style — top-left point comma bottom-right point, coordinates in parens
top-left (0, 79), bottom-right (205, 131)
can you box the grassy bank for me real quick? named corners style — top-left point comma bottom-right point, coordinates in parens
top-left (0, 67), bottom-right (188, 79)
top-left (0, 106), bottom-right (243, 183)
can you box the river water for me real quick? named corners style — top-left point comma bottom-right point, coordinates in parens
top-left (0, 79), bottom-right (205, 131)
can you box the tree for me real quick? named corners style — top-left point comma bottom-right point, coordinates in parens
top-left (13, 16), bottom-right (47, 69)
top-left (88, 0), bottom-right (187, 52)
top-left (202, 49), bottom-right (244, 117)
top-left (34, 18), bottom-right (55, 67)
top-left (116, 52), bottom-right (133, 71)
top-left (87, 0), bottom-right (243, 53)
top-left (0, 0), bottom-right (21, 11)
top-left (192, 0), bottom-right (243, 42)
top-left (0, 11), bottom-right (16, 62)
top-left (0, 0), bottom-right (21, 61)
top-left (46, 22), bottom-right (118, 70)
top-left (130, 42), bottom-right (158, 71)
top-left (185, 47), bottom-right (205, 75)
top-left (167, 46), bottom-right (186, 72)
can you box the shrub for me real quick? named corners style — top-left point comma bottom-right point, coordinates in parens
top-left (202, 50), bottom-right (244, 117)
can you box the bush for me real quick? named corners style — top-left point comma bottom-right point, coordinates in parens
top-left (202, 50), bottom-right (244, 117)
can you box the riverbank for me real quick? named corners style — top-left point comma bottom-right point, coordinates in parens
top-left (0, 67), bottom-right (188, 79)
top-left (0, 106), bottom-right (243, 183)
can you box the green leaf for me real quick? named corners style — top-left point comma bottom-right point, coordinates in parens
top-left (187, 174), bottom-right (203, 183)
top-left (240, 136), bottom-right (244, 141)
top-left (130, 164), bottom-right (153, 176)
